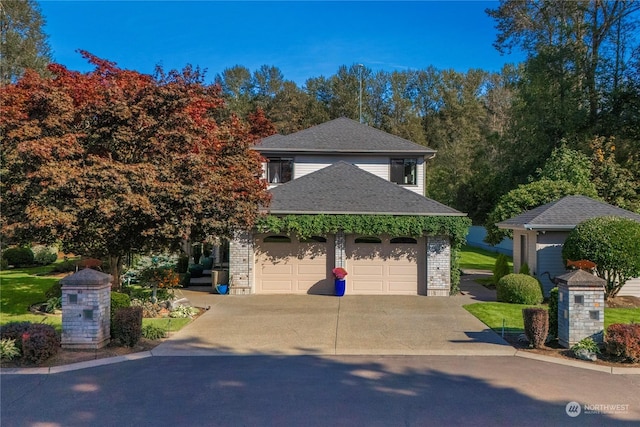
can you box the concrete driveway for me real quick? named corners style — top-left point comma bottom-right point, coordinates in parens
top-left (153, 278), bottom-right (513, 357)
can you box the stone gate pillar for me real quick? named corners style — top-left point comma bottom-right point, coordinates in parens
top-left (426, 235), bottom-right (451, 296)
top-left (556, 269), bottom-right (606, 348)
top-left (60, 268), bottom-right (112, 349)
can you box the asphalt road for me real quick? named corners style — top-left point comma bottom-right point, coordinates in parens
top-left (2, 355), bottom-right (639, 426)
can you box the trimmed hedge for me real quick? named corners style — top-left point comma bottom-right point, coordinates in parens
top-left (112, 306), bottom-right (143, 347)
top-left (32, 245), bottom-right (58, 266)
top-left (0, 322), bottom-right (32, 352)
top-left (0, 322), bottom-right (60, 364)
top-left (497, 274), bottom-right (544, 305)
top-left (2, 247), bottom-right (34, 267)
top-left (522, 308), bottom-right (549, 348)
top-left (21, 324), bottom-right (60, 364)
top-left (605, 323), bottom-right (640, 363)
top-left (111, 292), bottom-right (131, 316)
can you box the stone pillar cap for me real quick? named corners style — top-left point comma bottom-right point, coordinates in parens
top-left (555, 269), bottom-right (606, 287)
top-left (60, 268), bottom-right (113, 286)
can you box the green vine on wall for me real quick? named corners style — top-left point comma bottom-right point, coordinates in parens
top-left (255, 214), bottom-right (471, 295)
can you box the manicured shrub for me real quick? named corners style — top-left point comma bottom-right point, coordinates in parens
top-left (110, 292), bottom-right (131, 331)
top-left (141, 324), bottom-right (166, 340)
top-left (32, 245), bottom-right (58, 266)
top-left (605, 323), bottom-right (640, 363)
top-left (497, 274), bottom-right (544, 305)
top-left (112, 306), bottom-right (143, 347)
top-left (547, 287), bottom-right (559, 338)
top-left (522, 308), bottom-right (549, 348)
top-left (518, 263), bottom-right (530, 275)
top-left (176, 255), bottom-right (189, 274)
top-left (45, 282), bottom-right (62, 299)
top-left (0, 338), bottom-right (21, 360)
top-left (2, 247), bottom-right (34, 267)
top-left (51, 260), bottom-right (77, 273)
top-left (20, 324), bottom-right (60, 364)
top-left (492, 253), bottom-right (510, 285)
top-left (188, 264), bottom-right (204, 278)
top-left (0, 322), bottom-right (32, 351)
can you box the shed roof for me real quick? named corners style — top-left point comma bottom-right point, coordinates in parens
top-left (497, 195), bottom-right (640, 231)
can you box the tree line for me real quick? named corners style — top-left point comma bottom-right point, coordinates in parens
top-left (2, 0), bottom-right (639, 250)
top-left (217, 1), bottom-right (640, 225)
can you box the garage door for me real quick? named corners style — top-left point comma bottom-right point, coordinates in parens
top-left (346, 235), bottom-right (424, 295)
top-left (254, 234), bottom-right (334, 294)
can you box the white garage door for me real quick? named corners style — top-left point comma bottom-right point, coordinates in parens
top-left (346, 235), bottom-right (423, 295)
top-left (254, 234), bottom-right (334, 294)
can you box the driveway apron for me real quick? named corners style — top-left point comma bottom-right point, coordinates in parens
top-left (153, 286), bottom-right (514, 357)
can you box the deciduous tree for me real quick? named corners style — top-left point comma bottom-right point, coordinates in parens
top-left (1, 53), bottom-right (270, 286)
top-left (562, 216), bottom-right (640, 299)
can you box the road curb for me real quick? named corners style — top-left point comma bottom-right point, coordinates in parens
top-left (3, 349), bottom-right (639, 375)
top-left (514, 350), bottom-right (639, 374)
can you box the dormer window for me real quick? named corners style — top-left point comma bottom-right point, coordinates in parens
top-left (267, 157), bottom-right (293, 184)
top-left (390, 158), bottom-right (417, 185)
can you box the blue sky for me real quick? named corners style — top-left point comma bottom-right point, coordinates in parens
top-left (39, 1), bottom-right (525, 85)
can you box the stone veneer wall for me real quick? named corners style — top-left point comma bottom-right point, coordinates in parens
top-left (558, 283), bottom-right (605, 348)
top-left (61, 269), bottom-right (112, 349)
top-left (334, 230), bottom-right (346, 269)
top-left (229, 230), bottom-right (253, 295)
top-left (426, 235), bottom-right (451, 296)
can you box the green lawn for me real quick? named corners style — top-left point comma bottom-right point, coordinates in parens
top-left (464, 302), bottom-right (640, 334)
top-left (0, 265), bottom-right (61, 327)
top-left (1, 265), bottom-right (193, 333)
top-left (459, 245), bottom-right (512, 271)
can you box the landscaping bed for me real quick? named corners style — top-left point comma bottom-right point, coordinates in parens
top-left (501, 332), bottom-right (640, 368)
top-left (1, 307), bottom-right (205, 369)
top-left (1, 338), bottom-right (159, 369)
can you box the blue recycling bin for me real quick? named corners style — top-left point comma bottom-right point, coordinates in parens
top-left (335, 279), bottom-right (346, 297)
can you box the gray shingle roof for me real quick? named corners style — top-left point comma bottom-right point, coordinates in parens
top-left (266, 161), bottom-right (464, 216)
top-left (497, 195), bottom-right (640, 230)
top-left (256, 117), bottom-right (436, 155)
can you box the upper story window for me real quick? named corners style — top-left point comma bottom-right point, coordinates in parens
top-left (266, 157), bottom-right (293, 184)
top-left (390, 158), bottom-right (417, 185)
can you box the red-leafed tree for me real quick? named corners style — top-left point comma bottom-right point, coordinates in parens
top-left (1, 52), bottom-right (270, 286)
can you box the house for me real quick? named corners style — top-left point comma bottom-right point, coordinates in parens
top-left (227, 117), bottom-right (468, 295)
top-left (496, 195), bottom-right (640, 297)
